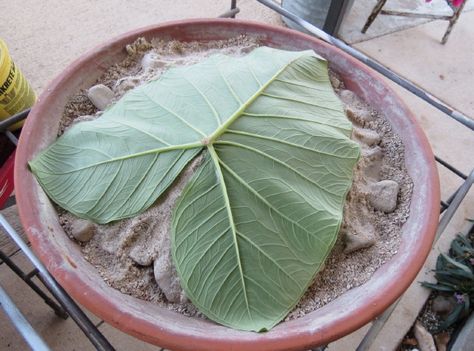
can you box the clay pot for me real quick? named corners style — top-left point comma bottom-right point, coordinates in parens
top-left (15, 19), bottom-right (440, 350)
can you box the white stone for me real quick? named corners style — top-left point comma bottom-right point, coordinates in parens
top-left (369, 180), bottom-right (399, 213)
top-left (414, 321), bottom-right (436, 351)
top-left (87, 84), bottom-right (114, 110)
top-left (153, 253), bottom-right (185, 303)
top-left (353, 127), bottom-right (381, 146)
top-left (71, 219), bottom-right (95, 242)
top-left (343, 222), bottom-right (377, 254)
top-left (339, 89), bottom-right (374, 126)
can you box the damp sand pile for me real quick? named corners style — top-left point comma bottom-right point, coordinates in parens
top-left (57, 37), bottom-right (413, 320)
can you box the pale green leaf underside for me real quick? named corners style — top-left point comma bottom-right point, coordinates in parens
top-left (30, 47), bottom-right (360, 331)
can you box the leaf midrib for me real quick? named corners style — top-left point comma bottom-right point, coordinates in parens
top-left (205, 53), bottom-right (307, 144)
top-left (207, 145), bottom-right (253, 323)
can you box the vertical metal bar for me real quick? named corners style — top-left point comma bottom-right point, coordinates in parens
top-left (442, 0), bottom-right (467, 44)
top-left (231, 0), bottom-right (238, 18)
top-left (0, 214), bottom-right (116, 351)
top-left (255, 0), bottom-right (474, 131)
top-left (323, 0), bottom-right (352, 35)
top-left (0, 284), bottom-right (51, 351)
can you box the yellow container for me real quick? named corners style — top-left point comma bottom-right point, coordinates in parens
top-left (0, 39), bottom-right (36, 130)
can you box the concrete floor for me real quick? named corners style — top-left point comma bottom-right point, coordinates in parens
top-left (1, 1), bottom-right (473, 350)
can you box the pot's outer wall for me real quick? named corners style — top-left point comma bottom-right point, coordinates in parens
top-left (15, 19), bottom-right (440, 351)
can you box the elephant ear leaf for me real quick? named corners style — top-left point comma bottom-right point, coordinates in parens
top-left (29, 46), bottom-right (360, 331)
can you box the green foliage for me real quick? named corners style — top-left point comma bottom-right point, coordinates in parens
top-left (422, 231), bottom-right (474, 331)
top-left (30, 47), bottom-right (360, 331)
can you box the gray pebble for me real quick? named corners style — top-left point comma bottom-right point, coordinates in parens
top-left (129, 245), bottom-right (155, 266)
top-left (345, 106), bottom-right (374, 126)
top-left (432, 295), bottom-right (456, 317)
top-left (414, 321), bottom-right (436, 351)
top-left (87, 84), bottom-right (114, 110)
top-left (71, 219), bottom-right (95, 242)
top-left (353, 127), bottom-right (381, 146)
top-left (339, 90), bottom-right (374, 126)
top-left (343, 223), bottom-right (376, 254)
top-left (369, 180), bottom-right (399, 213)
top-left (153, 254), bottom-right (185, 303)
top-left (361, 146), bottom-right (383, 180)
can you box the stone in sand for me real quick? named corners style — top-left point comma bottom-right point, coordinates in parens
top-left (87, 84), bottom-right (114, 110)
top-left (154, 252), bottom-right (186, 303)
top-left (434, 332), bottom-right (450, 351)
top-left (414, 321), bottom-right (436, 351)
top-left (71, 218), bottom-right (95, 242)
top-left (431, 295), bottom-right (456, 317)
top-left (353, 127), bottom-right (381, 147)
top-left (369, 180), bottom-right (399, 213)
top-left (361, 146), bottom-right (383, 180)
top-left (343, 222), bottom-right (376, 254)
top-left (339, 90), bottom-right (374, 126)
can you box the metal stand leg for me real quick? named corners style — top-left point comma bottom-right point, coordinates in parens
top-left (0, 214), bottom-right (116, 351)
top-left (441, 0), bottom-right (467, 44)
top-left (219, 1), bottom-right (240, 18)
top-left (362, 0), bottom-right (388, 33)
top-left (0, 250), bottom-right (68, 319)
top-left (0, 284), bottom-right (51, 351)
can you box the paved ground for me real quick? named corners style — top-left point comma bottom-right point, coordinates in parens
top-left (1, 1), bottom-right (473, 350)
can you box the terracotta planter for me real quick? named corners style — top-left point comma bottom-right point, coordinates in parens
top-left (15, 19), bottom-right (440, 351)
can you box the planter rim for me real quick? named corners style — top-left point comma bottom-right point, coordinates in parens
top-left (14, 18), bottom-right (440, 351)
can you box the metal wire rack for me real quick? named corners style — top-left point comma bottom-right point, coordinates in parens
top-left (0, 1), bottom-right (473, 350)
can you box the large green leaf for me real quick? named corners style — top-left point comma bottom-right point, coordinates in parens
top-left (30, 47), bottom-right (360, 331)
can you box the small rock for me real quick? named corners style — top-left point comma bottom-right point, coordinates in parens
top-left (368, 180), bottom-right (399, 213)
top-left (345, 106), bottom-right (374, 126)
top-left (329, 73), bottom-right (342, 90)
top-left (114, 76), bottom-right (140, 95)
top-left (339, 90), bottom-right (374, 126)
top-left (402, 337), bottom-right (418, 346)
top-left (414, 321), bottom-right (436, 351)
top-left (434, 332), bottom-right (450, 351)
top-left (431, 295), bottom-right (456, 317)
top-left (339, 89), bottom-right (358, 104)
top-left (343, 222), bottom-right (376, 253)
top-left (361, 146), bottom-right (383, 180)
top-left (153, 253), bottom-right (184, 303)
top-left (125, 37), bottom-right (152, 56)
top-left (353, 127), bottom-right (381, 147)
top-left (71, 219), bottom-right (95, 242)
top-left (129, 245), bottom-right (155, 266)
top-left (362, 146), bottom-right (383, 162)
top-left (141, 52), bottom-right (168, 73)
top-left (87, 84), bottom-right (114, 110)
